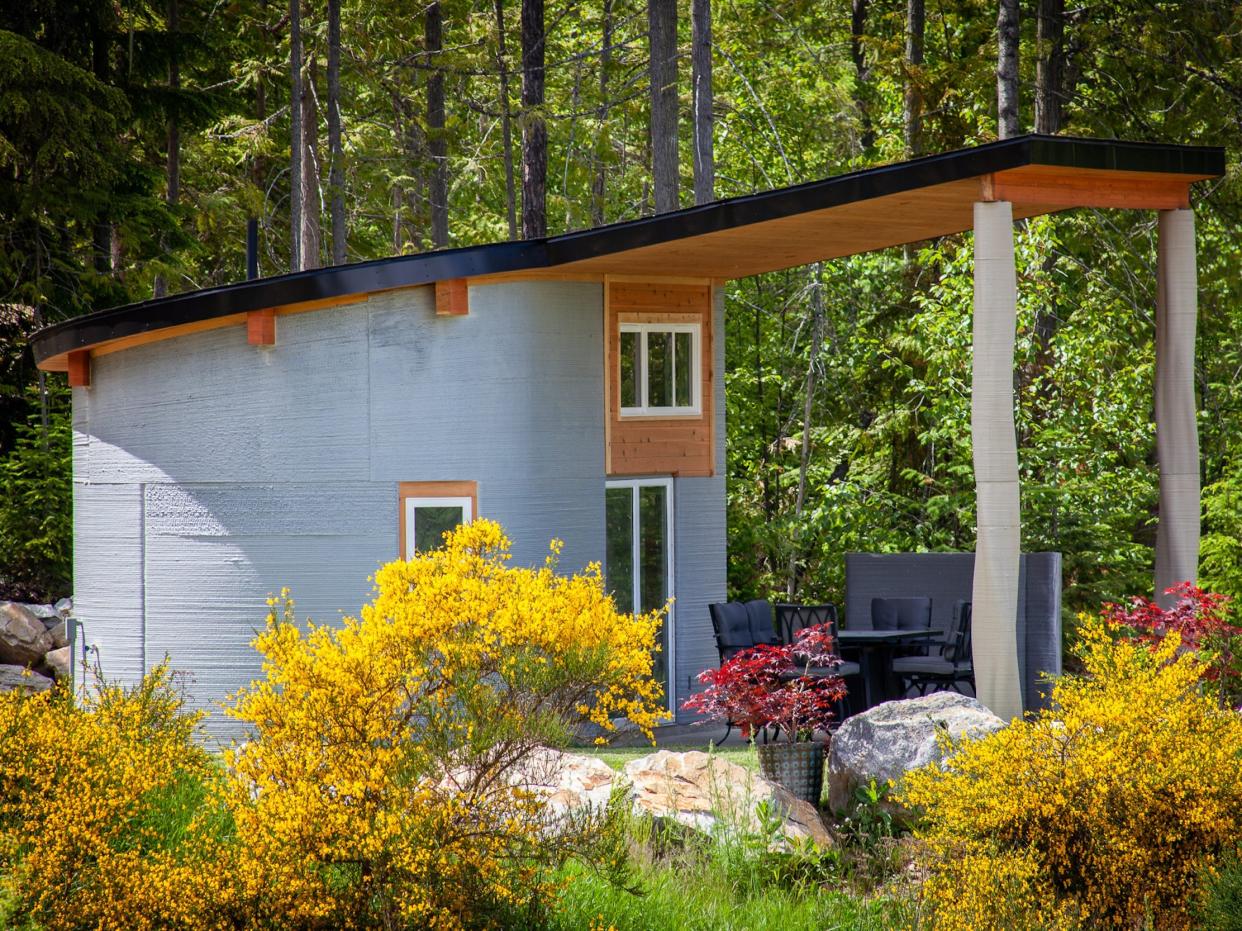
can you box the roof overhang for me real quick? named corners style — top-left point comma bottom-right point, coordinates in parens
top-left (33, 134), bottom-right (1224, 371)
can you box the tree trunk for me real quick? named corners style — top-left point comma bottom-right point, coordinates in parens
top-left (327, 0), bottom-right (345, 264)
top-left (850, 0), bottom-right (874, 151)
top-left (787, 268), bottom-right (826, 601)
top-left (300, 53), bottom-right (321, 269)
top-left (590, 0), bottom-right (613, 226)
top-left (997, 0), bottom-right (1021, 138)
top-left (494, 0), bottom-right (518, 239)
top-left (1035, 0), bottom-right (1064, 134)
top-left (92, 23), bottom-right (113, 276)
top-left (154, 0), bottom-right (179, 298)
top-left (289, 0), bottom-right (303, 270)
top-left (648, 0), bottom-right (679, 213)
top-left (690, 0), bottom-right (713, 205)
top-left (520, 0), bottom-right (546, 239)
top-left (903, 0), bottom-right (924, 157)
top-left (426, 1), bottom-right (448, 248)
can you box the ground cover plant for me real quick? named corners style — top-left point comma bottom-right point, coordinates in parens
top-left (900, 599), bottom-right (1242, 930)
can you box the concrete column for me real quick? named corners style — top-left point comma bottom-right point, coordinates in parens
top-left (1154, 209), bottom-right (1200, 607)
top-left (971, 200), bottom-right (1024, 722)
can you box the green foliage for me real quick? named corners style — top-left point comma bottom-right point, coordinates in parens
top-left (0, 386), bottom-right (71, 601)
top-left (1200, 851), bottom-right (1242, 931)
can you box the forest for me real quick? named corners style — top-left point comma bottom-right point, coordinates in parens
top-left (1, 0), bottom-right (1240, 615)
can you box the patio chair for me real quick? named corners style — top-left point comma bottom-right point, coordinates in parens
top-left (706, 600), bottom-right (782, 742)
top-left (774, 602), bottom-right (863, 722)
top-left (871, 596), bottom-right (933, 658)
top-left (891, 600), bottom-right (974, 696)
top-left (708, 599), bottom-right (781, 663)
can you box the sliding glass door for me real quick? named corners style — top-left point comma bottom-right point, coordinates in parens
top-left (605, 478), bottom-right (674, 709)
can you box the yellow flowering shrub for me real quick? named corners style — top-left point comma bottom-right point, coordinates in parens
top-left (225, 519), bottom-right (666, 929)
top-left (0, 665), bottom-right (231, 931)
top-left (900, 618), bottom-right (1242, 930)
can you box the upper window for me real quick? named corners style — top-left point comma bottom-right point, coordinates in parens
top-left (619, 322), bottom-right (701, 416)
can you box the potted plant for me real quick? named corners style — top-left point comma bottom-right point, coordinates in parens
top-left (681, 624), bottom-right (847, 804)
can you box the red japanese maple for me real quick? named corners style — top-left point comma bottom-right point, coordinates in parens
top-left (1102, 582), bottom-right (1242, 705)
top-left (681, 624), bottom-right (847, 743)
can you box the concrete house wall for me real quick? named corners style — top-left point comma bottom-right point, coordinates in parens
top-left (72, 279), bottom-right (725, 740)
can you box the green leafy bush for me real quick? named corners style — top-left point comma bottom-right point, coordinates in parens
top-left (0, 388), bottom-right (72, 602)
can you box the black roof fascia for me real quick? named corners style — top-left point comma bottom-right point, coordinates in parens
top-left (32, 134), bottom-right (1225, 365)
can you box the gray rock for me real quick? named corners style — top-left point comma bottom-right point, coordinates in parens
top-left (0, 663), bottom-right (53, 693)
top-left (44, 646), bottom-right (72, 681)
top-left (55, 597), bottom-right (73, 618)
top-left (827, 692), bottom-right (1005, 813)
top-left (44, 619), bottom-right (69, 650)
top-left (25, 603), bottom-right (59, 621)
top-left (0, 603), bottom-right (55, 667)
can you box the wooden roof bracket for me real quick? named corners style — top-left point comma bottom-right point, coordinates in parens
top-left (67, 350), bottom-right (91, 388)
top-left (435, 278), bottom-right (469, 316)
top-left (247, 309), bottom-right (276, 346)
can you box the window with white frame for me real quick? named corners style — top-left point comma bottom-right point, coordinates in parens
top-left (399, 481), bottom-right (477, 558)
top-left (619, 322), bottom-right (701, 416)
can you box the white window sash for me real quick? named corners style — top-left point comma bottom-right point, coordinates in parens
top-left (619, 322), bottom-right (702, 417)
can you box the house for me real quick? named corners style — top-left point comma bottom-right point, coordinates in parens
top-left (31, 135), bottom-right (1224, 738)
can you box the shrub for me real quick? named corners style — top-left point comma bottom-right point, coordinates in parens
top-left (224, 519), bottom-right (667, 929)
top-left (899, 617), bottom-right (1242, 930)
top-left (0, 664), bottom-right (230, 931)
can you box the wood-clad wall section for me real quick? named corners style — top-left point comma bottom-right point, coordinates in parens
top-left (605, 279), bottom-right (714, 477)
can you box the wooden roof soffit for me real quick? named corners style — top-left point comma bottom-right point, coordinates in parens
top-left (981, 166), bottom-right (1191, 211)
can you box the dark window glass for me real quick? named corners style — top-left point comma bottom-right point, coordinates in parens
top-left (620, 330), bottom-right (639, 407)
top-left (413, 506), bottom-right (464, 552)
top-left (605, 487), bottom-right (634, 613)
top-left (647, 331), bottom-right (673, 408)
top-left (674, 331), bottom-right (693, 407)
top-left (639, 485), bottom-right (669, 689)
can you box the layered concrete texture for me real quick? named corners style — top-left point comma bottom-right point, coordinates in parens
top-left (73, 280), bottom-right (726, 741)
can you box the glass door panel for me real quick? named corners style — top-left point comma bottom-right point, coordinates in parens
top-left (605, 479), bottom-right (673, 709)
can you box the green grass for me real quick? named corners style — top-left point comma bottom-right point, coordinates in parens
top-left (576, 743), bottom-right (759, 773)
top-left (549, 858), bottom-right (915, 931)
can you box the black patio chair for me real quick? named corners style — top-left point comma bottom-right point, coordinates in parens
top-left (706, 600), bottom-right (782, 741)
top-left (871, 596), bottom-right (933, 658)
top-left (774, 602), bottom-right (863, 722)
top-left (892, 600), bottom-right (974, 696)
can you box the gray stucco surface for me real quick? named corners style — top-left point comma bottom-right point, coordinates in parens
top-left (73, 280), bottom-right (613, 741)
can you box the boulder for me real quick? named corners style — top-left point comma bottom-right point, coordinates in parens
top-left (0, 663), bottom-right (53, 693)
top-left (0, 603), bottom-right (55, 667)
top-left (43, 619), bottom-right (69, 650)
top-left (55, 597), bottom-right (73, 618)
top-left (508, 748), bottom-right (619, 818)
top-left (827, 692), bottom-right (1005, 812)
top-left (623, 749), bottom-right (832, 847)
top-left (25, 603), bottom-right (59, 621)
top-left (44, 646), bottom-right (73, 681)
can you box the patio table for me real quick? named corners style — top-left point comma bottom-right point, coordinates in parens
top-left (835, 629), bottom-right (941, 709)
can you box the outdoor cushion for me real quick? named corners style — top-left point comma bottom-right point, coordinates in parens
top-left (871, 597), bottom-right (932, 631)
top-left (890, 656), bottom-right (971, 675)
top-left (744, 599), bottom-right (780, 646)
top-left (710, 602), bottom-right (754, 657)
top-left (801, 661), bottom-right (862, 679)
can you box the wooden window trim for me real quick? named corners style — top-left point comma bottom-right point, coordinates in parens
top-left (397, 481), bottom-right (479, 558)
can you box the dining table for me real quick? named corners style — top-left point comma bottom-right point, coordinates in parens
top-left (835, 628), bottom-right (942, 710)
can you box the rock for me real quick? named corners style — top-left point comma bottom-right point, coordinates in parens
top-left (508, 748), bottom-right (619, 818)
top-left (43, 619), bottom-right (69, 650)
top-left (55, 597), bottom-right (73, 618)
top-left (25, 603), bottom-right (59, 621)
top-left (623, 749), bottom-right (832, 847)
top-left (0, 663), bottom-right (53, 693)
top-left (44, 646), bottom-right (72, 681)
top-left (827, 692), bottom-right (1005, 812)
top-left (0, 603), bottom-right (55, 667)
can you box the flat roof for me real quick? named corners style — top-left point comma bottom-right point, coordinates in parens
top-left (33, 134), bottom-right (1224, 370)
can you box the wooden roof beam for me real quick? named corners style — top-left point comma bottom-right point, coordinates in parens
top-left (982, 168), bottom-right (1191, 211)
